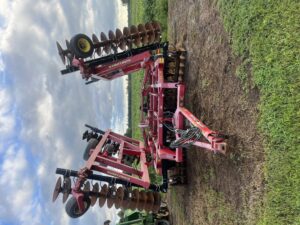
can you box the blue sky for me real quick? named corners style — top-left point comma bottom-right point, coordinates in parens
top-left (0, 0), bottom-right (128, 224)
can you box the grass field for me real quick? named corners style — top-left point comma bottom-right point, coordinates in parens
top-left (218, 1), bottom-right (300, 224)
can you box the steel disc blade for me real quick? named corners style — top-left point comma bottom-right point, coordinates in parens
top-left (115, 28), bottom-right (123, 40)
top-left (126, 200), bottom-right (134, 210)
top-left (115, 28), bottom-right (125, 50)
top-left (99, 184), bottom-right (109, 207)
top-left (130, 25), bottom-right (138, 34)
top-left (152, 21), bottom-right (162, 33)
top-left (62, 177), bottom-right (72, 203)
top-left (108, 30), bottom-right (116, 42)
top-left (99, 196), bottom-right (107, 207)
top-left (101, 32), bottom-right (111, 54)
top-left (92, 33), bottom-right (100, 43)
top-left (130, 25), bottom-right (139, 38)
top-left (154, 31), bottom-right (161, 43)
top-left (65, 40), bottom-right (74, 62)
top-left (123, 27), bottom-right (132, 49)
top-left (139, 190), bottom-right (147, 202)
top-left (52, 177), bottom-right (62, 202)
top-left (120, 199), bottom-right (130, 210)
top-left (145, 23), bottom-right (155, 44)
top-left (144, 192), bottom-right (154, 212)
top-left (90, 183), bottom-right (99, 206)
top-left (120, 189), bottom-right (130, 209)
top-left (126, 189), bottom-right (139, 210)
top-left (137, 190), bottom-right (147, 211)
top-left (119, 39), bottom-right (127, 50)
top-left (132, 189), bottom-right (140, 202)
top-left (100, 184), bottom-right (109, 196)
top-left (138, 24), bottom-right (148, 45)
top-left (83, 181), bottom-right (90, 192)
top-left (137, 200), bottom-right (145, 211)
top-left (92, 33), bottom-right (102, 56)
top-left (153, 192), bottom-right (161, 205)
top-left (114, 187), bottom-right (125, 209)
top-left (65, 40), bottom-right (71, 51)
top-left (123, 27), bottom-right (130, 38)
top-left (100, 32), bottom-right (108, 41)
top-left (56, 42), bottom-right (66, 64)
top-left (106, 186), bottom-right (116, 208)
top-left (106, 197), bottom-right (115, 209)
top-left (130, 25), bottom-right (141, 47)
top-left (108, 30), bottom-right (117, 53)
top-left (152, 192), bottom-right (161, 212)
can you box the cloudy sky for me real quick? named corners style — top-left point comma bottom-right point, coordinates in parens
top-left (0, 0), bottom-right (128, 224)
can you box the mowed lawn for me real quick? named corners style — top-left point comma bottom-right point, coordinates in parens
top-left (218, 1), bottom-right (300, 224)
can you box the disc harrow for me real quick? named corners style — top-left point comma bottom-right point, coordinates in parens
top-left (52, 176), bottom-right (161, 214)
top-left (56, 22), bottom-right (162, 64)
top-left (53, 21), bottom-right (229, 220)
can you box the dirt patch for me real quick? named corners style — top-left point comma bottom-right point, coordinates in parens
top-left (167, 1), bottom-right (265, 224)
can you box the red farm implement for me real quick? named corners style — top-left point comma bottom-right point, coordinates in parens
top-left (52, 22), bottom-right (228, 218)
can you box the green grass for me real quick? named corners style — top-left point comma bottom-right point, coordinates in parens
top-left (218, 1), bottom-right (300, 224)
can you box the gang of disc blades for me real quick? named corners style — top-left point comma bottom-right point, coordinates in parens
top-left (52, 177), bottom-right (62, 202)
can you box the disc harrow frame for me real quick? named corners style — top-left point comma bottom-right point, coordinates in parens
top-left (53, 22), bottom-right (228, 219)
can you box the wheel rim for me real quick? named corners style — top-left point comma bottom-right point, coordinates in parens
top-left (77, 38), bottom-right (91, 53)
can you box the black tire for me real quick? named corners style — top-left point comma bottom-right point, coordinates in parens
top-left (70, 33), bottom-right (94, 58)
top-left (155, 220), bottom-right (170, 225)
top-left (65, 196), bottom-right (90, 218)
top-left (83, 138), bottom-right (99, 160)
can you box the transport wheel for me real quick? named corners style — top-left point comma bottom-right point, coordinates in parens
top-left (70, 34), bottom-right (94, 58)
top-left (65, 196), bottom-right (90, 218)
top-left (83, 138), bottom-right (99, 160)
top-left (155, 219), bottom-right (170, 225)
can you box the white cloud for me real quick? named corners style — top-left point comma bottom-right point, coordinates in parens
top-left (0, 88), bottom-right (15, 142)
top-left (0, 145), bottom-right (42, 225)
top-left (0, 53), bottom-right (5, 72)
top-left (36, 84), bottom-right (54, 139)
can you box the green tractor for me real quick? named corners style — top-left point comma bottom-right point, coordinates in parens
top-left (105, 202), bottom-right (170, 225)
top-left (117, 211), bottom-right (169, 225)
